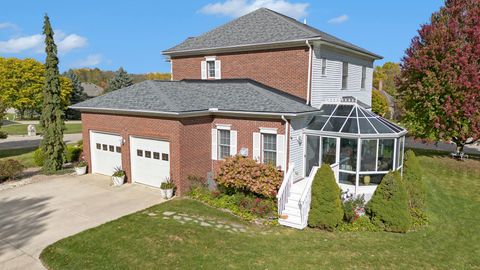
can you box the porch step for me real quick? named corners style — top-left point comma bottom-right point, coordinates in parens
top-left (278, 215), bottom-right (306, 229)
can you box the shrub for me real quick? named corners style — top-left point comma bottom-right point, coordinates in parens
top-left (337, 216), bottom-right (380, 232)
top-left (366, 171), bottom-right (411, 233)
top-left (0, 131), bottom-right (7, 139)
top-left (187, 174), bottom-right (207, 192)
top-left (0, 159), bottom-right (25, 181)
top-left (215, 155), bottom-right (283, 198)
top-left (403, 150), bottom-right (427, 227)
top-left (66, 145), bottom-right (82, 163)
top-left (308, 164), bottom-right (344, 231)
top-left (238, 196), bottom-right (276, 218)
top-left (372, 89), bottom-right (389, 117)
top-left (342, 195), bottom-right (366, 223)
top-left (33, 148), bottom-right (46, 167)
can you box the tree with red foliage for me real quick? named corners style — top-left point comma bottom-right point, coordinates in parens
top-left (398, 0), bottom-right (480, 153)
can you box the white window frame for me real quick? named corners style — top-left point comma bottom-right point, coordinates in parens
top-left (261, 133), bottom-right (277, 166)
top-left (207, 60), bottom-right (216, 79)
top-left (342, 62), bottom-right (348, 90)
top-left (217, 129), bottom-right (231, 160)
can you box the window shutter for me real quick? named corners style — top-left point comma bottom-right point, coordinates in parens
top-left (253, 132), bottom-right (261, 161)
top-left (230, 130), bottom-right (237, 156)
top-left (276, 134), bottom-right (285, 170)
top-left (201, 61), bottom-right (207, 80)
top-left (214, 60), bottom-right (221, 79)
top-left (211, 129), bottom-right (217, 160)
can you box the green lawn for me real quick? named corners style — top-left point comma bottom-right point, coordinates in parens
top-left (1, 123), bottom-right (82, 135)
top-left (40, 153), bottom-right (480, 269)
top-left (0, 147), bottom-right (37, 168)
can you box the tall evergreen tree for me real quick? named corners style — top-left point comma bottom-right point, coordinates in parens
top-left (40, 14), bottom-right (66, 172)
top-left (65, 69), bottom-right (87, 119)
top-left (105, 67), bottom-right (133, 92)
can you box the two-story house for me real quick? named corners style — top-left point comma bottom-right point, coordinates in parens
top-left (73, 8), bottom-right (407, 229)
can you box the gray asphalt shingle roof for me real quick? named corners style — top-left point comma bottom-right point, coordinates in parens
top-left (71, 79), bottom-right (317, 116)
top-left (163, 8), bottom-right (381, 59)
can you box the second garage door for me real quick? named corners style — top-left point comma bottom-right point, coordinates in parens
top-left (130, 136), bottom-right (170, 188)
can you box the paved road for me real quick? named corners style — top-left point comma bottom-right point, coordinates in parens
top-left (0, 134), bottom-right (83, 150)
top-left (0, 174), bottom-right (165, 269)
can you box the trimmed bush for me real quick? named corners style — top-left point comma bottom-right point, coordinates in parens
top-left (215, 155), bottom-right (283, 198)
top-left (372, 89), bottom-right (389, 117)
top-left (366, 171), bottom-right (411, 233)
top-left (0, 159), bottom-right (24, 181)
top-left (33, 147), bottom-right (46, 167)
top-left (308, 164), bottom-right (343, 231)
top-left (403, 150), bottom-right (427, 227)
top-left (66, 145), bottom-right (82, 163)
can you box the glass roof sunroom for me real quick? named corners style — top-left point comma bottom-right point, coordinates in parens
top-left (303, 100), bottom-right (407, 200)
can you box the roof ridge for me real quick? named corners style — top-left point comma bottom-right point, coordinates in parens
top-left (260, 8), bottom-right (320, 37)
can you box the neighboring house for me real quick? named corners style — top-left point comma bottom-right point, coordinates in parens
top-left (81, 83), bottom-right (104, 98)
top-left (72, 8), bottom-right (406, 229)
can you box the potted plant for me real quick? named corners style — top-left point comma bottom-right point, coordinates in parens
top-left (160, 177), bottom-right (175, 199)
top-left (363, 175), bottom-right (371, 185)
top-left (112, 166), bottom-right (125, 186)
top-left (74, 160), bottom-right (88, 175)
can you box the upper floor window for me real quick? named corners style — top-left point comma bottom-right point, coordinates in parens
top-left (342, 62), bottom-right (348, 90)
top-left (321, 58), bottom-right (327, 76)
top-left (361, 66), bottom-right (366, 89)
top-left (201, 57), bottom-right (221, 80)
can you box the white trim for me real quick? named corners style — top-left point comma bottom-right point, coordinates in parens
top-left (214, 60), bottom-right (221, 79)
top-left (306, 41), bottom-right (312, 105)
top-left (216, 124), bottom-right (231, 130)
top-left (276, 134), bottom-right (285, 170)
top-left (205, 56), bottom-right (216, 61)
top-left (201, 61), bottom-right (207, 79)
top-left (230, 130), bottom-right (237, 156)
top-left (211, 128), bottom-right (218, 160)
top-left (259, 127), bottom-right (277, 134)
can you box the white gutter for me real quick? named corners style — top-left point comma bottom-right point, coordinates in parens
top-left (281, 115), bottom-right (289, 171)
top-left (305, 40), bottom-right (313, 105)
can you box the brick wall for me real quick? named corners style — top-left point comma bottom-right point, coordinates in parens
top-left (171, 47), bottom-right (310, 100)
top-left (81, 112), bottom-right (288, 195)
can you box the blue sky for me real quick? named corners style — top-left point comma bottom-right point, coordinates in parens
top-left (0, 0), bottom-right (444, 74)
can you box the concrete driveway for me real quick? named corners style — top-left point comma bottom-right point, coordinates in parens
top-left (0, 174), bottom-right (165, 269)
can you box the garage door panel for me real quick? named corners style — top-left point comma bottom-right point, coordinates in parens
top-left (130, 137), bottom-right (170, 188)
top-left (90, 131), bottom-right (122, 176)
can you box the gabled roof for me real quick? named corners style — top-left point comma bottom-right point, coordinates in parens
top-left (163, 8), bottom-right (382, 59)
top-left (71, 79), bottom-right (317, 117)
top-left (81, 83), bottom-right (104, 97)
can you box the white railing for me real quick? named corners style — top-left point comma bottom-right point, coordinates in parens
top-left (298, 166), bottom-right (319, 227)
top-left (277, 162), bottom-right (295, 215)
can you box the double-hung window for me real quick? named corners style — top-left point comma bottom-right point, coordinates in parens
top-left (262, 133), bottom-right (277, 165)
top-left (207, 60), bottom-right (216, 78)
top-left (342, 62), bottom-right (348, 90)
top-left (361, 66), bottom-right (366, 89)
top-left (321, 58), bottom-right (327, 76)
top-left (218, 129), bottom-right (230, 159)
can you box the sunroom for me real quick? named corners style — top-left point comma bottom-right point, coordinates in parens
top-left (303, 99), bottom-right (407, 200)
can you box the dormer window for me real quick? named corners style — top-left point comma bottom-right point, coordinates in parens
top-left (201, 57), bottom-right (221, 80)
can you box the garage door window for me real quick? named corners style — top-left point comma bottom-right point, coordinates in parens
top-left (218, 130), bottom-right (230, 159)
top-left (109, 145), bottom-right (114, 152)
top-left (137, 149), bottom-right (143, 157)
top-left (145, 151), bottom-right (151, 158)
top-left (116, 146), bottom-right (121, 153)
top-left (102, 144), bottom-right (108, 151)
top-left (162, 153), bottom-right (169, 161)
top-left (153, 152), bottom-right (160, 159)
top-left (96, 143), bottom-right (101, 150)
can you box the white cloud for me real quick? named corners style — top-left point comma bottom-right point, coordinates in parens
top-left (57, 34), bottom-right (88, 54)
top-left (0, 34), bottom-right (43, 53)
top-left (0, 30), bottom-right (87, 54)
top-left (0, 22), bottom-right (19, 31)
top-left (72, 54), bottom-right (102, 68)
top-left (199, 0), bottom-right (308, 19)
top-left (327, 14), bottom-right (349, 24)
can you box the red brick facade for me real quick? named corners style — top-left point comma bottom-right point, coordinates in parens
top-left (171, 47), bottom-right (310, 100)
top-left (81, 112), bottom-right (286, 195)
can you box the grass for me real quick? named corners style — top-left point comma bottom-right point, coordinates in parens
top-left (0, 147), bottom-right (37, 168)
top-left (1, 123), bottom-right (82, 135)
top-left (40, 153), bottom-right (480, 269)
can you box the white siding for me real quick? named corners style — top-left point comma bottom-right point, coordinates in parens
top-left (311, 45), bottom-right (374, 108)
top-left (289, 116), bottom-right (311, 180)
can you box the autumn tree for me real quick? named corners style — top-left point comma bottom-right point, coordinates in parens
top-left (40, 14), bottom-right (66, 172)
top-left (106, 67), bottom-right (133, 92)
top-left (373, 62), bottom-right (401, 96)
top-left (65, 69), bottom-right (87, 119)
top-left (372, 90), bottom-right (389, 117)
top-left (398, 0), bottom-right (480, 153)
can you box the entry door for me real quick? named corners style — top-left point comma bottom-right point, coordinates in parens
top-left (130, 136), bottom-right (170, 188)
top-left (321, 137), bottom-right (340, 180)
top-left (90, 131), bottom-right (122, 176)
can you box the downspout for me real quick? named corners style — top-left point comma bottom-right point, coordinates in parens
top-left (281, 115), bottom-right (289, 172)
top-left (306, 40), bottom-right (313, 105)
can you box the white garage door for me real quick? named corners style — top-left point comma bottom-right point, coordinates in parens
top-left (130, 136), bottom-right (170, 188)
top-left (90, 131), bottom-right (123, 176)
